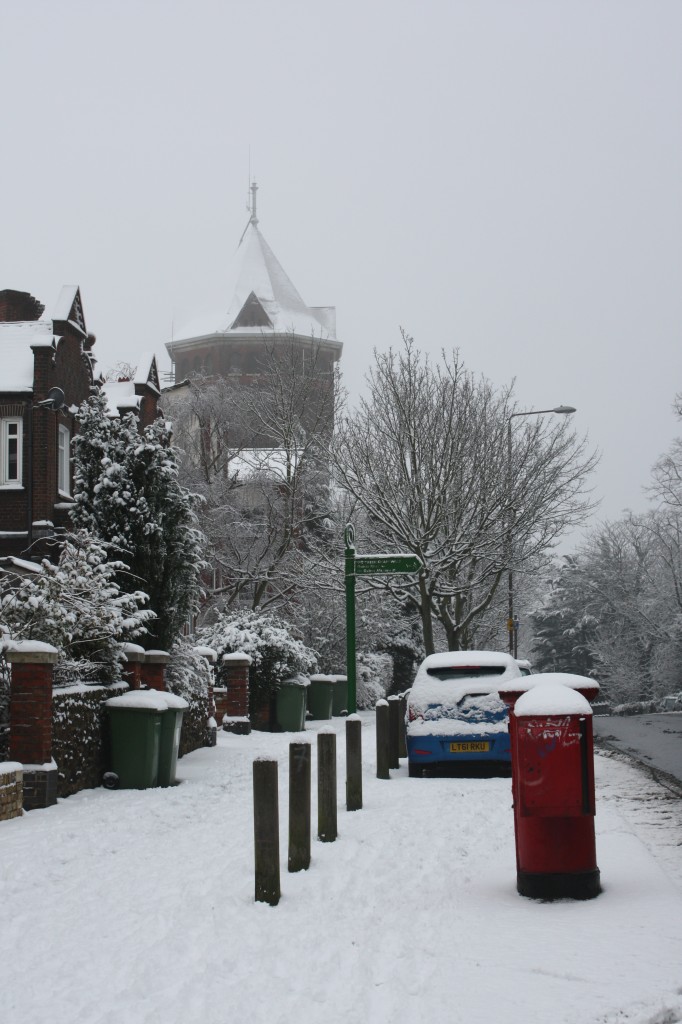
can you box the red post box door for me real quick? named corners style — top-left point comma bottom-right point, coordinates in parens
top-left (517, 715), bottom-right (594, 818)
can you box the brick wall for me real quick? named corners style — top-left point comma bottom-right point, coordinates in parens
top-left (52, 683), bottom-right (126, 798)
top-left (0, 762), bottom-right (23, 821)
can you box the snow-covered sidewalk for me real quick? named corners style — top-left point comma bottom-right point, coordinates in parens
top-left (1, 714), bottom-right (681, 1024)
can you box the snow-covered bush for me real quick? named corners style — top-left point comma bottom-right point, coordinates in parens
top-left (165, 640), bottom-right (214, 753)
top-left (356, 651), bottom-right (393, 709)
top-left (72, 391), bottom-right (206, 650)
top-left (197, 611), bottom-right (318, 708)
top-left (0, 531), bottom-right (152, 683)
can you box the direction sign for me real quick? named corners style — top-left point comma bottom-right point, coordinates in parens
top-left (354, 554), bottom-right (422, 576)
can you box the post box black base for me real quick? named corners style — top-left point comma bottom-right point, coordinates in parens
top-left (517, 868), bottom-right (601, 901)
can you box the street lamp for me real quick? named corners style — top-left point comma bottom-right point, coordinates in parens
top-left (507, 404), bottom-right (576, 657)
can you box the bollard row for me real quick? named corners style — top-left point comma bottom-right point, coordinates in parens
top-left (253, 719), bottom-right (363, 904)
top-left (375, 696), bottom-right (407, 779)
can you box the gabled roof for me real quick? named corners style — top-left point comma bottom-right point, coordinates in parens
top-left (52, 286), bottom-right (87, 337)
top-left (169, 208), bottom-right (340, 351)
top-left (102, 353), bottom-right (161, 417)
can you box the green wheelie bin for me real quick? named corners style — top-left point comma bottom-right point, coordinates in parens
top-left (105, 691), bottom-right (167, 789)
top-left (157, 693), bottom-right (189, 787)
top-left (276, 676), bottom-right (309, 731)
top-left (331, 675), bottom-right (349, 716)
top-left (307, 674), bottom-right (334, 721)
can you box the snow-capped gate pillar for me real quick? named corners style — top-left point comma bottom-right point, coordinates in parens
top-left (221, 652), bottom-right (252, 735)
top-left (141, 650), bottom-right (170, 692)
top-left (121, 643), bottom-right (146, 691)
top-left (5, 641), bottom-right (59, 811)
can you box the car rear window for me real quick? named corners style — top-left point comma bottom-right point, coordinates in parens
top-left (426, 665), bottom-right (506, 680)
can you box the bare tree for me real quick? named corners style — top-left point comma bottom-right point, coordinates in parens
top-left (332, 333), bottom-right (597, 653)
top-left (167, 337), bottom-right (344, 616)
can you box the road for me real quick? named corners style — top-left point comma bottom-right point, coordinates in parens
top-left (593, 712), bottom-right (682, 792)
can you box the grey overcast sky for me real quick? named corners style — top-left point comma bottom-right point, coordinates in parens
top-left (2, 0), bottom-right (681, 550)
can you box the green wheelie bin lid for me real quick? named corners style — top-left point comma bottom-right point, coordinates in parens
top-left (276, 676), bottom-right (309, 731)
top-left (330, 675), bottom-right (348, 716)
top-left (307, 675), bottom-right (334, 720)
top-left (106, 691), bottom-right (168, 789)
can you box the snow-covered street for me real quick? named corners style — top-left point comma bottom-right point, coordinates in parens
top-left (1, 714), bottom-right (681, 1024)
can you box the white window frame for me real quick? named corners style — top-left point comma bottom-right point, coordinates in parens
top-left (57, 423), bottom-right (71, 496)
top-left (0, 417), bottom-right (23, 487)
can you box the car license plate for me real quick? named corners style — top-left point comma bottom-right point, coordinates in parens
top-left (450, 741), bottom-right (490, 753)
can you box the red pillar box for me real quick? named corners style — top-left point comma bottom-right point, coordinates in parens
top-left (5, 640), bottom-right (59, 811)
top-left (506, 678), bottom-right (601, 901)
top-left (221, 652), bottom-right (252, 735)
top-left (192, 645), bottom-right (218, 747)
top-left (141, 650), bottom-right (170, 692)
top-left (120, 643), bottom-right (146, 691)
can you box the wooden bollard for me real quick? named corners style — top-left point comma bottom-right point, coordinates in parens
top-left (253, 758), bottom-right (280, 905)
top-left (388, 695), bottom-right (401, 768)
top-left (398, 692), bottom-right (408, 758)
top-left (376, 699), bottom-right (390, 779)
top-left (317, 729), bottom-right (337, 842)
top-left (289, 742), bottom-right (311, 872)
top-left (345, 715), bottom-right (362, 811)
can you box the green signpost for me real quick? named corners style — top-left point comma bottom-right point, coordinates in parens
top-left (344, 524), bottom-right (422, 713)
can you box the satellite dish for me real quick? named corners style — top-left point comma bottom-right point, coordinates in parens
top-left (36, 387), bottom-right (65, 412)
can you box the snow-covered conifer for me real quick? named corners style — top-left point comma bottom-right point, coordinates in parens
top-left (0, 531), bottom-right (153, 682)
top-left (72, 393), bottom-right (206, 649)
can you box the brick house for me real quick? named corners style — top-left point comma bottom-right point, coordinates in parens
top-left (0, 287), bottom-right (162, 562)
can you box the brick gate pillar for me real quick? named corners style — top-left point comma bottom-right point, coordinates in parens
top-left (141, 650), bottom-right (170, 691)
top-left (192, 645), bottom-right (218, 747)
top-left (5, 641), bottom-right (59, 811)
top-left (221, 652), bottom-right (252, 735)
top-left (120, 643), bottom-right (146, 690)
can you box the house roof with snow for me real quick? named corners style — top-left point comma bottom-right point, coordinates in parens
top-left (101, 352), bottom-right (161, 417)
top-left (167, 184), bottom-right (341, 359)
top-left (0, 286), bottom-right (92, 394)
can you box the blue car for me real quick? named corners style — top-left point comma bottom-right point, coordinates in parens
top-left (406, 651), bottom-right (522, 776)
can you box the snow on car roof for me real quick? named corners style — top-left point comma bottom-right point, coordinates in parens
top-left (410, 650), bottom-right (521, 707)
top-left (420, 650), bottom-right (517, 671)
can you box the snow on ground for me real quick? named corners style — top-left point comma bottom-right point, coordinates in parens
top-left (1, 714), bottom-right (681, 1024)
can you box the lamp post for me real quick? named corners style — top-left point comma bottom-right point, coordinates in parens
top-left (507, 405), bottom-right (576, 657)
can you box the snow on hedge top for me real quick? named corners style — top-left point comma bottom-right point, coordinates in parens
top-left (514, 683), bottom-right (592, 717)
